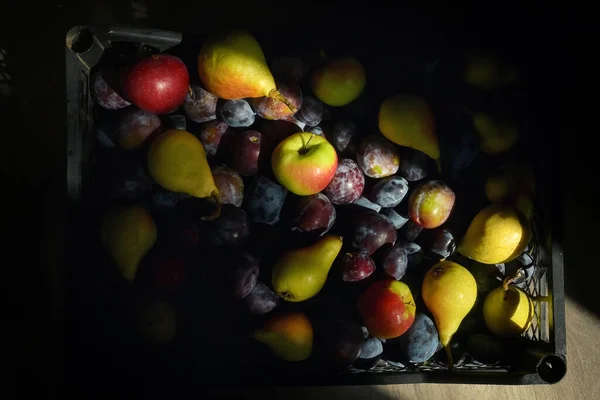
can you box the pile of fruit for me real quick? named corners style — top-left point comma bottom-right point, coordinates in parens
top-left (90, 30), bottom-right (540, 374)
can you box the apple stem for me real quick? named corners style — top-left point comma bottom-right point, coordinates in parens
top-left (298, 133), bottom-right (316, 156)
top-left (268, 89), bottom-right (298, 114)
top-left (445, 345), bottom-right (454, 372)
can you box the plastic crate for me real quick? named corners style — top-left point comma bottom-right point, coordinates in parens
top-left (65, 25), bottom-right (566, 386)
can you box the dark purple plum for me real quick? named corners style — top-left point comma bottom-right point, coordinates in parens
top-left (357, 135), bottom-right (400, 178)
top-left (102, 162), bottom-right (153, 201)
top-left (336, 252), bottom-right (376, 282)
top-left (350, 211), bottom-right (397, 255)
top-left (230, 130), bottom-right (262, 176)
top-left (314, 319), bottom-right (364, 370)
top-left (399, 220), bottom-right (423, 241)
top-left (196, 120), bottom-right (229, 157)
top-left (397, 313), bottom-right (439, 363)
top-left (399, 148), bottom-right (430, 181)
top-left (328, 120), bottom-right (356, 153)
top-left (116, 108), bottom-right (161, 150)
top-left (243, 176), bottom-right (287, 225)
top-left (290, 193), bottom-right (336, 239)
top-left (199, 204), bottom-right (250, 247)
top-left (370, 176), bottom-right (409, 208)
top-left (221, 251), bottom-right (260, 300)
top-left (378, 246), bottom-right (408, 280)
top-left (380, 208), bottom-right (409, 229)
top-left (95, 123), bottom-right (116, 148)
top-left (397, 241), bottom-right (424, 269)
top-left (184, 85), bottom-right (218, 123)
top-left (219, 99), bottom-right (255, 127)
top-left (244, 281), bottom-right (280, 315)
top-left (296, 96), bottom-right (323, 126)
top-left (211, 165), bottom-right (244, 207)
top-left (354, 196), bottom-right (381, 212)
top-left (307, 126), bottom-right (324, 136)
top-left (152, 191), bottom-right (184, 212)
top-left (270, 57), bottom-right (305, 83)
top-left (360, 337), bottom-right (384, 359)
top-left (354, 337), bottom-right (384, 370)
top-left (164, 114), bottom-right (186, 130)
top-left (396, 240), bottom-right (421, 255)
top-left (421, 228), bottom-right (456, 259)
top-left (92, 72), bottom-right (131, 110)
top-left (323, 159), bottom-right (365, 205)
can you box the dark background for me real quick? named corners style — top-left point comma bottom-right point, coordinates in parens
top-left (1, 1), bottom-right (593, 396)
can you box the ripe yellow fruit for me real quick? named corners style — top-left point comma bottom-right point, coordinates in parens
top-left (483, 286), bottom-right (534, 337)
top-left (458, 204), bottom-right (530, 264)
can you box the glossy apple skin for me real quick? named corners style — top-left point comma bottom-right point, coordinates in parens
top-left (271, 132), bottom-right (338, 196)
top-left (408, 180), bottom-right (455, 229)
top-left (122, 54), bottom-right (189, 114)
top-left (358, 279), bottom-right (416, 339)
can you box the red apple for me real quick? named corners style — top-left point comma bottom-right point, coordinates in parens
top-left (122, 54), bottom-right (189, 114)
top-left (358, 279), bottom-right (416, 339)
top-left (271, 132), bottom-right (338, 196)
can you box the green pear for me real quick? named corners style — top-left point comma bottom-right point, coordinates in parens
top-left (272, 235), bottom-right (343, 302)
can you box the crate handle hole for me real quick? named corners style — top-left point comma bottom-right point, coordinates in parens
top-left (66, 26), bottom-right (94, 54)
top-left (537, 355), bottom-right (566, 384)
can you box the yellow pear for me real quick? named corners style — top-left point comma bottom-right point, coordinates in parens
top-left (148, 129), bottom-right (220, 208)
top-left (458, 204), bottom-right (531, 264)
top-left (422, 261), bottom-right (477, 368)
top-left (473, 112), bottom-right (519, 154)
top-left (484, 162), bottom-right (535, 203)
top-left (464, 55), bottom-right (517, 90)
top-left (197, 30), bottom-right (295, 111)
top-left (272, 235), bottom-right (343, 302)
top-left (378, 95), bottom-right (439, 163)
top-left (100, 205), bottom-right (156, 281)
top-left (483, 286), bottom-right (534, 337)
top-left (252, 312), bottom-right (313, 361)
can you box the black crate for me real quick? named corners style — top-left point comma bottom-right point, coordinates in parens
top-left (65, 25), bottom-right (566, 386)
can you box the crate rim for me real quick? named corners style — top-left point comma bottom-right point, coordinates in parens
top-left (65, 24), bottom-right (567, 386)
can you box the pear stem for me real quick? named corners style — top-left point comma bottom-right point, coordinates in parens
top-left (200, 190), bottom-right (222, 221)
top-left (188, 85), bottom-right (194, 99)
top-left (268, 89), bottom-right (297, 114)
top-left (445, 345), bottom-right (454, 372)
top-left (502, 269), bottom-right (525, 291)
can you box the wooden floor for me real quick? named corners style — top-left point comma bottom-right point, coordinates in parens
top-left (220, 298), bottom-right (598, 399)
